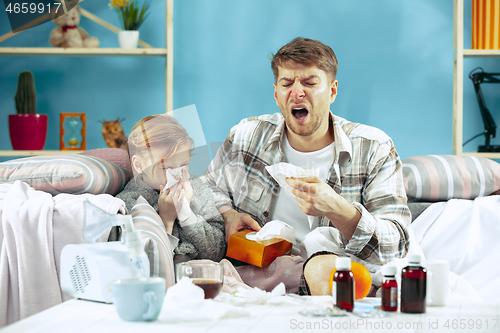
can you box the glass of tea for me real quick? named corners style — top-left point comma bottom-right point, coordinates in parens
top-left (176, 261), bottom-right (223, 299)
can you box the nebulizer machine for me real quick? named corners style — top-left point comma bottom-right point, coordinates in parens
top-left (60, 200), bottom-right (150, 303)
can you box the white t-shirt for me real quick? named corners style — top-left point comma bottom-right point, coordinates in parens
top-left (269, 134), bottom-right (335, 255)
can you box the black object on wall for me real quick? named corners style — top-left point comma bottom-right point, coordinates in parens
top-left (469, 67), bottom-right (500, 153)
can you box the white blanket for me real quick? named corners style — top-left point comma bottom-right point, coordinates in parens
top-left (0, 181), bottom-right (126, 327)
top-left (300, 198), bottom-right (490, 302)
top-left (412, 196), bottom-right (500, 302)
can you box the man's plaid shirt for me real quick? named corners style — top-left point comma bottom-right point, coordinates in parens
top-left (204, 112), bottom-right (410, 265)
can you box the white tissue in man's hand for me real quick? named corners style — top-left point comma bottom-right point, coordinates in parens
top-left (265, 163), bottom-right (319, 228)
top-left (265, 163), bottom-right (319, 193)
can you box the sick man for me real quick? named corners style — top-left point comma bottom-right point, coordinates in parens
top-left (204, 37), bottom-right (410, 295)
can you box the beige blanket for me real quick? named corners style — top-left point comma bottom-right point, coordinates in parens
top-left (0, 181), bottom-right (126, 327)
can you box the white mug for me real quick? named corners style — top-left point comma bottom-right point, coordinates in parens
top-left (423, 259), bottom-right (449, 306)
top-left (112, 277), bottom-right (166, 321)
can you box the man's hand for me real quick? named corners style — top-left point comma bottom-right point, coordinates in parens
top-left (221, 208), bottom-right (261, 242)
top-left (285, 176), bottom-right (361, 240)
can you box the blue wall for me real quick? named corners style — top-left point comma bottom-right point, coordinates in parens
top-left (1, 0), bottom-right (499, 170)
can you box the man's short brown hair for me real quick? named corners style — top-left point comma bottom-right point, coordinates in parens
top-left (271, 37), bottom-right (338, 82)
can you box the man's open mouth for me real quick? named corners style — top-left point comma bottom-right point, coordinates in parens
top-left (292, 107), bottom-right (309, 119)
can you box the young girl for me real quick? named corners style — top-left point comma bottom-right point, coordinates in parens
top-left (116, 114), bottom-right (226, 263)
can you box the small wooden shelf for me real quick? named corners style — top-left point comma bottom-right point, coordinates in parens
top-left (0, 47), bottom-right (168, 57)
top-left (0, 150), bottom-right (85, 157)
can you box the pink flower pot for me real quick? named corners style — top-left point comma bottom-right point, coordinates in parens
top-left (8, 114), bottom-right (48, 150)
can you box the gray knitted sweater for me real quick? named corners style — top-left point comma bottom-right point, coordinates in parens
top-left (116, 175), bottom-right (226, 262)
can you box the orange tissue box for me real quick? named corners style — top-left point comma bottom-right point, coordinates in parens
top-left (226, 229), bottom-right (293, 267)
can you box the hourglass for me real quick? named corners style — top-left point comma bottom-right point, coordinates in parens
top-left (60, 113), bottom-right (86, 150)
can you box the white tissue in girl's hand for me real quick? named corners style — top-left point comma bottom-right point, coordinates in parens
top-left (165, 166), bottom-right (189, 190)
top-left (164, 166), bottom-right (192, 221)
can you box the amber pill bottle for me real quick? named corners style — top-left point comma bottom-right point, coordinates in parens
top-left (381, 265), bottom-right (398, 311)
top-left (401, 254), bottom-right (427, 313)
top-left (332, 257), bottom-right (354, 312)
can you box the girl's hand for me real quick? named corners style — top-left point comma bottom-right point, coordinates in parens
top-left (180, 170), bottom-right (193, 203)
top-left (158, 184), bottom-right (176, 233)
top-left (170, 178), bottom-right (193, 222)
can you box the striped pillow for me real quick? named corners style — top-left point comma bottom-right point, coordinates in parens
top-left (79, 148), bottom-right (133, 175)
top-left (130, 196), bottom-right (175, 289)
top-left (402, 155), bottom-right (500, 202)
top-left (0, 154), bottom-right (131, 195)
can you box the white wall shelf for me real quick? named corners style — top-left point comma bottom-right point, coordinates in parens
top-left (0, 47), bottom-right (168, 57)
top-left (463, 49), bottom-right (500, 57)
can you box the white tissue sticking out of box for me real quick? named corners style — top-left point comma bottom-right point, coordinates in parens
top-left (245, 220), bottom-right (296, 245)
top-left (265, 163), bottom-right (319, 228)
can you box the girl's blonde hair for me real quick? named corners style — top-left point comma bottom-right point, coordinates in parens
top-left (128, 114), bottom-right (194, 175)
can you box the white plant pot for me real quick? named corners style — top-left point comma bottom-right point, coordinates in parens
top-left (118, 30), bottom-right (139, 49)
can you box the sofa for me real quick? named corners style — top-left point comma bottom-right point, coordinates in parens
top-left (0, 148), bottom-right (499, 327)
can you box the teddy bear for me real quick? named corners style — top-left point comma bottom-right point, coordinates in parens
top-left (49, 5), bottom-right (100, 48)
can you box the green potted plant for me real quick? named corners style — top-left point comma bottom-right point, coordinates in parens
top-left (8, 70), bottom-right (48, 150)
top-left (109, 0), bottom-right (151, 49)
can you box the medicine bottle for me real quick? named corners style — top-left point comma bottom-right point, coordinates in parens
top-left (332, 257), bottom-right (354, 312)
top-left (381, 265), bottom-right (398, 311)
top-left (401, 253), bottom-right (427, 313)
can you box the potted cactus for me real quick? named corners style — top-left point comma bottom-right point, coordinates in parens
top-left (8, 70), bottom-right (48, 150)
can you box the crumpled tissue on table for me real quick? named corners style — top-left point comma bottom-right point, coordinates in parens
top-left (160, 277), bottom-right (249, 322)
top-left (229, 284), bottom-right (330, 307)
top-left (164, 166), bottom-right (192, 222)
top-left (229, 282), bottom-right (287, 305)
top-left (245, 220), bottom-right (296, 245)
top-left (265, 163), bottom-right (319, 228)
